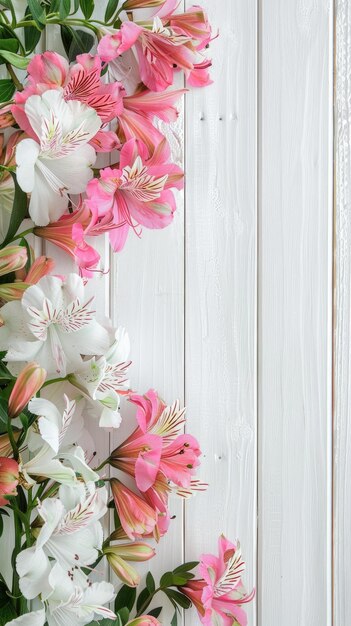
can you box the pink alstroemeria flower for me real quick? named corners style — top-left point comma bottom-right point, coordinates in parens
top-left (12, 52), bottom-right (123, 152)
top-left (0, 457), bottom-right (19, 506)
top-left (33, 203), bottom-right (101, 277)
top-left (110, 478), bottom-right (158, 541)
top-left (180, 536), bottom-right (255, 626)
top-left (98, 18), bottom-right (197, 92)
top-left (85, 138), bottom-right (183, 251)
top-left (110, 389), bottom-right (200, 492)
top-left (126, 618), bottom-right (161, 626)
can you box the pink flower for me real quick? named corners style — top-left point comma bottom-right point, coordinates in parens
top-left (110, 478), bottom-right (158, 540)
top-left (33, 203), bottom-right (101, 277)
top-left (98, 18), bottom-right (196, 92)
top-left (110, 389), bottom-right (200, 491)
top-left (85, 138), bottom-right (183, 251)
top-left (8, 362), bottom-right (47, 418)
top-left (180, 536), bottom-right (255, 626)
top-left (0, 457), bottom-right (19, 506)
top-left (12, 52), bottom-right (124, 139)
top-left (167, 6), bottom-right (213, 50)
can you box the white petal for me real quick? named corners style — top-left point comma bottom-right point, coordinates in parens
top-left (28, 166), bottom-right (68, 226)
top-left (36, 498), bottom-right (65, 550)
top-left (60, 446), bottom-right (99, 483)
top-left (16, 139), bottom-right (40, 193)
top-left (7, 610), bottom-right (46, 626)
top-left (17, 547), bottom-right (51, 600)
top-left (106, 326), bottom-right (130, 364)
top-left (29, 397), bottom-right (63, 454)
top-left (79, 581), bottom-right (116, 618)
top-left (47, 146), bottom-right (96, 194)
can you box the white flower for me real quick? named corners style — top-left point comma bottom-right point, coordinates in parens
top-left (45, 563), bottom-right (116, 626)
top-left (0, 274), bottom-right (110, 378)
top-left (68, 327), bottom-right (131, 428)
top-left (16, 89), bottom-right (101, 226)
top-left (7, 610), bottom-right (46, 626)
top-left (21, 395), bottom-right (99, 485)
top-left (17, 487), bottom-right (108, 601)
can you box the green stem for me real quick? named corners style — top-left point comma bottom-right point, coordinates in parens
top-left (41, 482), bottom-right (59, 500)
top-left (93, 458), bottom-right (109, 472)
top-left (7, 420), bottom-right (19, 461)
top-left (135, 587), bottom-right (162, 617)
top-left (5, 64), bottom-right (23, 92)
top-left (5, 228), bottom-right (34, 244)
top-left (42, 376), bottom-right (68, 388)
top-left (11, 507), bottom-right (22, 614)
top-left (0, 99), bottom-right (14, 110)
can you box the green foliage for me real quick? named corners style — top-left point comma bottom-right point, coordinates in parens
top-left (27, 0), bottom-right (47, 26)
top-left (0, 50), bottom-right (30, 69)
top-left (104, 0), bottom-right (120, 23)
top-left (1, 173), bottom-right (28, 248)
top-left (0, 79), bottom-right (15, 103)
top-left (0, 581), bottom-right (17, 625)
top-left (80, 0), bottom-right (94, 19)
top-left (60, 25), bottom-right (95, 62)
top-left (115, 584), bottom-right (136, 613)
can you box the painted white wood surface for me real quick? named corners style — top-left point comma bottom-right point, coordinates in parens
top-left (183, 1), bottom-right (257, 625)
top-left (334, 1), bottom-right (351, 624)
top-left (40, 1), bottom-right (341, 624)
top-left (259, 2), bottom-right (333, 626)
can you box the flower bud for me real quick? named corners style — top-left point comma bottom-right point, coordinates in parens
top-left (126, 617), bottom-right (161, 626)
top-left (122, 0), bottom-right (165, 7)
top-left (104, 548), bottom-right (141, 587)
top-left (0, 245), bottom-right (27, 277)
top-left (25, 256), bottom-right (55, 284)
top-left (0, 282), bottom-right (29, 302)
top-left (0, 457), bottom-right (19, 506)
top-left (8, 362), bottom-right (47, 418)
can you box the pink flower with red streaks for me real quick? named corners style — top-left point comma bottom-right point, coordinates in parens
top-left (85, 137), bottom-right (183, 251)
top-left (180, 536), bottom-right (255, 626)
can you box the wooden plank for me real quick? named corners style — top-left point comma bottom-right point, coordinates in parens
top-left (258, 2), bottom-right (333, 624)
top-left (183, 1), bottom-right (257, 624)
top-left (334, 1), bottom-right (351, 624)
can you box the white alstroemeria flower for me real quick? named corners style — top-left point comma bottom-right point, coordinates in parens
top-left (16, 89), bottom-right (101, 226)
top-left (45, 563), bottom-right (116, 626)
top-left (7, 609), bottom-right (46, 626)
top-left (0, 274), bottom-right (110, 378)
top-left (68, 327), bottom-right (131, 428)
top-left (17, 488), bottom-right (108, 601)
top-left (22, 395), bottom-right (99, 485)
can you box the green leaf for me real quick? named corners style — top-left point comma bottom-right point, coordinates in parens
top-left (60, 25), bottom-right (95, 63)
top-left (27, 0), bottom-right (46, 25)
top-left (0, 51), bottom-right (30, 70)
top-left (0, 39), bottom-right (19, 53)
top-left (165, 588), bottom-right (192, 609)
top-left (136, 586), bottom-right (151, 614)
top-left (173, 561), bottom-right (199, 574)
top-left (59, 0), bottom-right (71, 19)
top-left (159, 571), bottom-right (174, 588)
top-left (104, 0), bottom-right (119, 23)
top-left (116, 607), bottom-right (129, 625)
top-left (148, 607), bottom-right (162, 618)
top-left (146, 571), bottom-right (155, 594)
top-left (0, 79), bottom-right (15, 103)
top-left (0, 397), bottom-right (8, 426)
top-left (115, 585), bottom-right (136, 613)
top-left (171, 610), bottom-right (178, 626)
top-left (80, 0), bottom-right (94, 19)
top-left (2, 173), bottom-right (28, 247)
top-left (0, 581), bottom-right (17, 626)
top-left (24, 24), bottom-right (42, 52)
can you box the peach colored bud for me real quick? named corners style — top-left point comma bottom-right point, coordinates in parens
top-left (25, 256), bottom-right (55, 284)
top-left (123, 0), bottom-right (165, 6)
top-left (0, 433), bottom-right (20, 457)
top-left (0, 457), bottom-right (19, 506)
top-left (104, 549), bottom-right (141, 587)
top-left (0, 245), bottom-right (27, 277)
top-left (126, 617), bottom-right (161, 626)
top-left (8, 362), bottom-right (47, 418)
top-left (0, 282), bottom-right (29, 302)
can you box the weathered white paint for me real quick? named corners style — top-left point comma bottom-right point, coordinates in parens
top-left (334, 1), bottom-right (351, 625)
top-left (258, 2), bottom-right (333, 626)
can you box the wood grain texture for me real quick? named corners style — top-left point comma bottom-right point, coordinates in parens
top-left (334, 1), bottom-right (351, 624)
top-left (258, 2), bottom-right (333, 625)
top-left (184, 2), bottom-right (257, 625)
